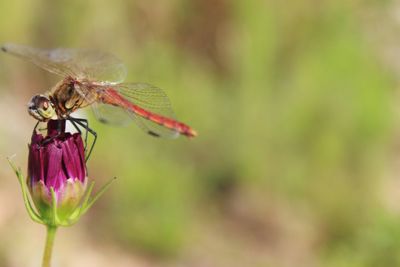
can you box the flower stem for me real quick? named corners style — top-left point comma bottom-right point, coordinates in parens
top-left (42, 226), bottom-right (57, 267)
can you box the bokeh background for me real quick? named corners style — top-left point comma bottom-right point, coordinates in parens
top-left (0, 0), bottom-right (400, 266)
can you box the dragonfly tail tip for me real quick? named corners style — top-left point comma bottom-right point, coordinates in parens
top-left (187, 129), bottom-right (198, 138)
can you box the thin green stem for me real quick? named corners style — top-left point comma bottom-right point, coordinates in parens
top-left (42, 226), bottom-right (57, 267)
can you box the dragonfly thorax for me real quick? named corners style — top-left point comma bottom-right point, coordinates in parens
top-left (28, 94), bottom-right (57, 122)
top-left (50, 78), bottom-right (88, 117)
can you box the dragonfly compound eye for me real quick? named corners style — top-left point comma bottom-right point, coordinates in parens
top-left (28, 95), bottom-right (56, 121)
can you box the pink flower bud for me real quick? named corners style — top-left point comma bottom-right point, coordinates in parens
top-left (28, 120), bottom-right (87, 222)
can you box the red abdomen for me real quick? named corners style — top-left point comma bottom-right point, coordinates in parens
top-left (101, 88), bottom-right (197, 138)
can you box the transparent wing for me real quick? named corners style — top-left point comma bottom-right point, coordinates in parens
top-left (129, 113), bottom-right (180, 139)
top-left (1, 43), bottom-right (127, 83)
top-left (89, 83), bottom-right (180, 138)
top-left (91, 102), bottom-right (132, 126)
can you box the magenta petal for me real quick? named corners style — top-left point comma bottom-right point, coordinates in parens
top-left (31, 132), bottom-right (44, 145)
top-left (73, 133), bottom-right (86, 181)
top-left (61, 137), bottom-right (80, 179)
top-left (28, 144), bottom-right (41, 187)
top-left (43, 142), bottom-right (63, 191)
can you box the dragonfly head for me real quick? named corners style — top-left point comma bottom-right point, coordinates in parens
top-left (28, 95), bottom-right (57, 121)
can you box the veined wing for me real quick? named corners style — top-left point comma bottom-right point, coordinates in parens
top-left (1, 43), bottom-right (127, 84)
top-left (84, 83), bottom-right (196, 138)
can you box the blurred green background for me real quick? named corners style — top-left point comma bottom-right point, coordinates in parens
top-left (0, 0), bottom-right (400, 266)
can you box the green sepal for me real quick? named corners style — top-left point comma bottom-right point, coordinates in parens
top-left (79, 181), bottom-right (96, 217)
top-left (50, 187), bottom-right (58, 226)
top-left (62, 181), bottom-right (95, 226)
top-left (8, 158), bottom-right (116, 227)
top-left (80, 177), bottom-right (116, 216)
top-left (7, 157), bottom-right (44, 224)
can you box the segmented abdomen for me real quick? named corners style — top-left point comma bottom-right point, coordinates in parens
top-left (100, 88), bottom-right (197, 138)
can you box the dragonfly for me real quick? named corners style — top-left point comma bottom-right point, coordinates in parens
top-left (1, 43), bottom-right (197, 158)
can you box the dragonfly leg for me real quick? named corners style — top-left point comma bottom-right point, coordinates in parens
top-left (33, 121), bottom-right (40, 133)
top-left (67, 119), bottom-right (87, 149)
top-left (68, 117), bottom-right (89, 150)
top-left (33, 120), bottom-right (52, 135)
top-left (67, 117), bottom-right (97, 162)
top-left (68, 119), bottom-right (86, 146)
top-left (42, 120), bottom-right (65, 145)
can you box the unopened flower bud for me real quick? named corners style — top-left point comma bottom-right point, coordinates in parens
top-left (27, 120), bottom-right (87, 223)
